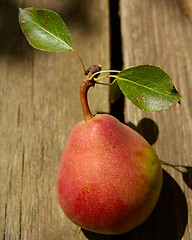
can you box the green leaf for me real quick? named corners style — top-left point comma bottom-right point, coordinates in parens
top-left (116, 65), bottom-right (182, 111)
top-left (19, 7), bottom-right (72, 52)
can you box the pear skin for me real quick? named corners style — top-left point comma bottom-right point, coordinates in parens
top-left (57, 114), bottom-right (163, 235)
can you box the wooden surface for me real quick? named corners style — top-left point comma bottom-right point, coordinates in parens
top-left (0, 0), bottom-right (191, 239)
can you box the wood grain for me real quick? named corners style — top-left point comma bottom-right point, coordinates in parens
top-left (120, 0), bottom-right (192, 239)
top-left (0, 1), bottom-right (110, 239)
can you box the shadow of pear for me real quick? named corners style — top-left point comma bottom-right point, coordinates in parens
top-left (161, 161), bottom-right (192, 190)
top-left (126, 118), bottom-right (159, 146)
top-left (82, 170), bottom-right (188, 240)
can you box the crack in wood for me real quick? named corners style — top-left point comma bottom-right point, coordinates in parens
top-left (19, 146), bottom-right (25, 240)
top-left (109, 0), bottom-right (124, 123)
top-left (17, 103), bottom-right (21, 126)
top-left (3, 203), bottom-right (7, 240)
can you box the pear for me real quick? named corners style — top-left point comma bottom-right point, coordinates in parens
top-left (57, 65), bottom-right (163, 235)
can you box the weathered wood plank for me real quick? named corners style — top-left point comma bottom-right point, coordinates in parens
top-left (0, 1), bottom-right (110, 239)
top-left (120, 0), bottom-right (192, 239)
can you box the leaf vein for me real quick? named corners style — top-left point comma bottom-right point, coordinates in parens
top-left (117, 76), bottom-right (175, 98)
top-left (28, 15), bottom-right (72, 50)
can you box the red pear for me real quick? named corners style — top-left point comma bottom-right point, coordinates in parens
top-left (57, 114), bottom-right (162, 234)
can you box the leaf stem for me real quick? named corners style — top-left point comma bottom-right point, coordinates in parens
top-left (94, 74), bottom-right (117, 82)
top-left (89, 70), bottom-right (120, 81)
top-left (72, 48), bottom-right (86, 74)
top-left (110, 78), bottom-right (117, 85)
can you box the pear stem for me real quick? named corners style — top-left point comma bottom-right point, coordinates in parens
top-left (80, 64), bottom-right (102, 121)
